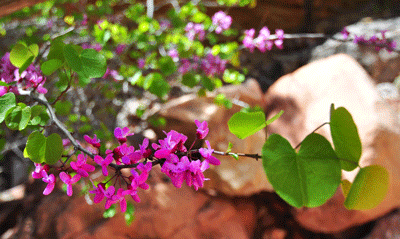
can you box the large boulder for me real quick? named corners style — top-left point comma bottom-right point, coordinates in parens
top-left (264, 53), bottom-right (400, 233)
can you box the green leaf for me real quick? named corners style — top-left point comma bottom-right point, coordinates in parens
top-left (230, 153), bottom-right (239, 160)
top-left (55, 101), bottom-right (72, 116)
top-left (41, 59), bottom-right (63, 75)
top-left (10, 43), bottom-right (31, 68)
top-left (64, 44), bottom-right (83, 72)
top-left (80, 48), bottom-right (107, 78)
top-left (47, 38), bottom-right (66, 62)
top-left (330, 104), bottom-right (361, 171)
top-left (45, 133), bottom-right (63, 165)
top-left (103, 204), bottom-right (117, 218)
top-left (5, 103), bottom-right (31, 130)
top-left (0, 93), bottom-right (16, 123)
top-left (144, 73), bottom-right (170, 98)
top-left (28, 44), bottom-right (39, 57)
top-left (341, 180), bottom-right (352, 198)
top-left (124, 202), bottom-right (135, 226)
top-left (19, 103), bottom-right (31, 130)
top-left (19, 55), bottom-right (35, 73)
top-left (228, 111), bottom-right (267, 139)
top-left (159, 56), bottom-right (177, 76)
top-left (226, 142), bottom-right (233, 153)
top-left (181, 73), bottom-right (199, 88)
top-left (344, 165), bottom-right (389, 210)
top-left (262, 133), bottom-right (341, 208)
top-left (266, 110), bottom-right (284, 125)
top-left (29, 105), bottom-right (46, 125)
top-left (25, 131), bottom-right (46, 163)
top-left (201, 76), bottom-right (215, 91)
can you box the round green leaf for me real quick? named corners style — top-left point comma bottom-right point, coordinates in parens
top-left (182, 73), bottom-right (199, 88)
top-left (228, 111), bottom-right (267, 139)
top-left (10, 43), bottom-right (31, 68)
top-left (64, 44), bottom-right (83, 72)
top-left (144, 73), bottom-right (170, 98)
top-left (159, 56), bottom-right (177, 76)
top-left (344, 165), bottom-right (389, 210)
top-left (262, 133), bottom-right (341, 208)
top-left (330, 104), bottom-right (362, 171)
top-left (47, 38), bottom-right (66, 62)
top-left (0, 92), bottom-right (16, 123)
top-left (41, 59), bottom-right (63, 76)
top-left (80, 48), bottom-right (107, 78)
top-left (24, 131), bottom-right (46, 163)
top-left (45, 133), bottom-right (63, 165)
top-left (5, 103), bottom-right (31, 130)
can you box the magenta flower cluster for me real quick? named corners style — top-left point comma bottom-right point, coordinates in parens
top-left (243, 27), bottom-right (284, 52)
top-left (34, 120), bottom-right (220, 213)
top-left (178, 54), bottom-right (227, 77)
top-left (0, 52), bottom-right (47, 96)
top-left (341, 28), bottom-right (397, 52)
top-left (212, 11), bottom-right (232, 34)
top-left (185, 22), bottom-right (205, 41)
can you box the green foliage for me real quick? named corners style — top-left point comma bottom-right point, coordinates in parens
top-left (228, 110), bottom-right (283, 139)
top-left (344, 165), bottom-right (389, 210)
top-left (41, 59), bottom-right (63, 75)
top-left (103, 204), bottom-right (117, 218)
top-left (124, 202), bottom-right (135, 225)
top-left (262, 133), bottom-right (341, 208)
top-left (5, 103), bottom-right (31, 130)
top-left (214, 94), bottom-right (232, 109)
top-left (330, 104), bottom-right (362, 171)
top-left (0, 93), bottom-right (16, 123)
top-left (144, 73), bottom-right (170, 99)
top-left (10, 43), bottom-right (38, 72)
top-left (24, 131), bottom-right (64, 165)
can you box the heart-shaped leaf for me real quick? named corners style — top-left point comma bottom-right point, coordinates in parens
top-left (228, 111), bottom-right (267, 139)
top-left (262, 133), bottom-right (341, 208)
top-left (330, 104), bottom-right (362, 171)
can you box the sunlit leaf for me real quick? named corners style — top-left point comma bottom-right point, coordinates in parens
top-left (330, 104), bottom-right (361, 171)
top-left (228, 111), bottom-right (267, 139)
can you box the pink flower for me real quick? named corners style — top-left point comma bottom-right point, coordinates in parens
top-left (84, 134), bottom-right (101, 148)
top-left (153, 130), bottom-right (188, 159)
top-left (94, 154), bottom-right (114, 176)
top-left (131, 138), bottom-right (152, 162)
top-left (113, 143), bottom-right (135, 165)
top-left (81, 14), bottom-right (88, 26)
top-left (195, 120), bottom-right (209, 139)
top-left (199, 140), bottom-right (221, 165)
top-left (161, 158), bottom-right (189, 188)
top-left (114, 127), bottom-right (134, 144)
top-left (32, 163), bottom-right (49, 179)
top-left (70, 154), bottom-right (95, 177)
top-left (183, 158), bottom-right (209, 190)
top-left (212, 11), bottom-right (232, 34)
top-left (115, 44), bottom-right (126, 55)
top-left (243, 29), bottom-right (255, 52)
top-left (41, 171), bottom-right (56, 195)
top-left (103, 186), bottom-right (127, 212)
top-left (90, 182), bottom-right (105, 203)
top-left (59, 172), bottom-right (81, 196)
top-left (138, 58), bottom-right (145, 69)
top-left (185, 22), bottom-right (205, 41)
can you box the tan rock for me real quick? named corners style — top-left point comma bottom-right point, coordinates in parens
top-left (264, 53), bottom-right (400, 233)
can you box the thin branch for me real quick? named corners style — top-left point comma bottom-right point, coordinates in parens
top-left (212, 150), bottom-right (262, 160)
top-left (294, 122), bottom-right (330, 149)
